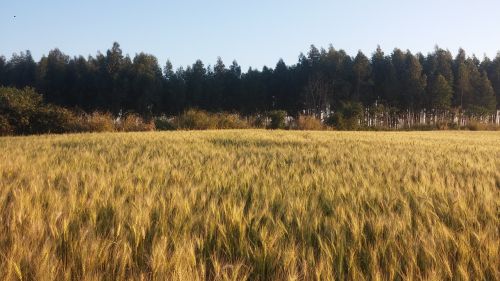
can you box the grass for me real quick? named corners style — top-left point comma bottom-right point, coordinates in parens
top-left (0, 130), bottom-right (499, 280)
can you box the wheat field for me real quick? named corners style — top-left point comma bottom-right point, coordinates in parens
top-left (0, 130), bottom-right (498, 280)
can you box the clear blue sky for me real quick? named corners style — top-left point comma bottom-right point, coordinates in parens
top-left (1, 0), bottom-right (500, 70)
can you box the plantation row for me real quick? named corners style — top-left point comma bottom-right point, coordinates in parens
top-left (1, 43), bottom-right (499, 119)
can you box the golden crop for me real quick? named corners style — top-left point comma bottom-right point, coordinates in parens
top-left (0, 130), bottom-right (499, 280)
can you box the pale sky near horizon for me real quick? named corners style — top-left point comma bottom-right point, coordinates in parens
top-left (1, 0), bottom-right (500, 71)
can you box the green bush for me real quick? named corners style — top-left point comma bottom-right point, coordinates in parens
top-left (30, 106), bottom-right (79, 134)
top-left (267, 110), bottom-right (287, 129)
top-left (0, 87), bottom-right (41, 134)
top-left (325, 112), bottom-right (343, 129)
top-left (326, 102), bottom-right (363, 130)
top-left (0, 87), bottom-right (83, 135)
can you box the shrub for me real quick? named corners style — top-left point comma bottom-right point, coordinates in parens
top-left (436, 122), bottom-right (449, 130)
top-left (30, 106), bottom-right (80, 134)
top-left (408, 123), bottom-right (437, 131)
top-left (466, 121), bottom-right (500, 131)
top-left (118, 114), bottom-right (155, 132)
top-left (0, 87), bottom-right (42, 134)
top-left (174, 109), bottom-right (250, 130)
top-left (447, 122), bottom-right (460, 130)
top-left (214, 113), bottom-right (249, 129)
top-left (267, 110), bottom-right (287, 129)
top-left (0, 115), bottom-right (12, 136)
top-left (326, 102), bottom-right (363, 130)
top-left (325, 112), bottom-right (345, 129)
top-left (154, 116), bottom-right (177, 131)
top-left (0, 87), bottom-right (83, 135)
top-left (175, 109), bottom-right (214, 130)
top-left (295, 115), bottom-right (324, 130)
top-left (78, 112), bottom-right (116, 132)
top-left (249, 114), bottom-right (267, 128)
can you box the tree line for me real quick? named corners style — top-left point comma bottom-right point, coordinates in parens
top-left (0, 43), bottom-right (498, 121)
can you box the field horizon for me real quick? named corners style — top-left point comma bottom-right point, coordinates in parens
top-left (0, 130), bottom-right (499, 280)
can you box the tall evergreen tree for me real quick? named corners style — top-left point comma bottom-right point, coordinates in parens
top-left (271, 59), bottom-right (290, 111)
top-left (308, 45), bottom-right (321, 66)
top-left (403, 52), bottom-right (427, 110)
top-left (0, 56), bottom-right (6, 86)
top-left (392, 50), bottom-right (426, 109)
top-left (185, 60), bottom-right (207, 109)
top-left (105, 42), bottom-right (126, 113)
top-left (352, 51), bottom-right (372, 104)
top-left (471, 71), bottom-right (497, 114)
top-left (69, 55), bottom-right (93, 110)
top-left (211, 57), bottom-right (227, 110)
top-left (371, 47), bottom-right (390, 103)
top-left (486, 54), bottom-right (500, 109)
top-left (323, 47), bottom-right (352, 106)
top-left (129, 53), bottom-right (163, 115)
top-left (428, 74), bottom-right (452, 110)
top-left (36, 49), bottom-right (70, 105)
top-left (6, 51), bottom-right (36, 88)
top-left (224, 60), bottom-right (242, 111)
top-left (453, 49), bottom-right (473, 109)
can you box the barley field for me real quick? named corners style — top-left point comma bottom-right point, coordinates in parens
top-left (0, 130), bottom-right (498, 281)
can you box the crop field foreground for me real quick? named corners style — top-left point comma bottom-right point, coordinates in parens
top-left (0, 130), bottom-right (499, 281)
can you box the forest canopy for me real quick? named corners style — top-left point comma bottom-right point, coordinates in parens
top-left (0, 43), bottom-right (498, 118)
